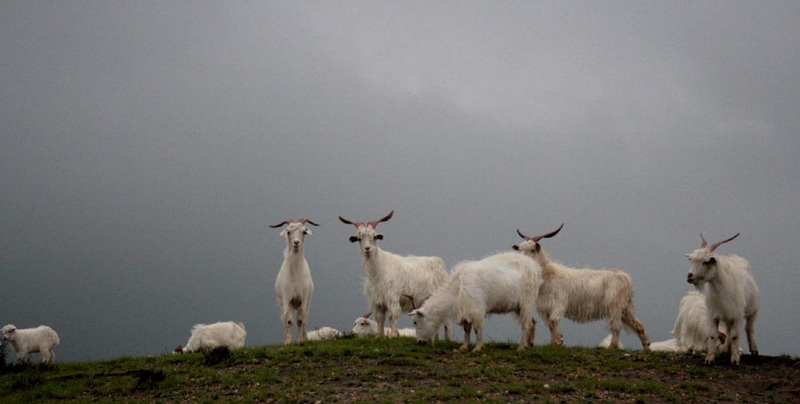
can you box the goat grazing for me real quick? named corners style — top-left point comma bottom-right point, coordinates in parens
top-left (271, 217), bottom-right (319, 344)
top-left (410, 252), bottom-right (542, 352)
top-left (1, 324), bottom-right (60, 364)
top-left (174, 321), bottom-right (247, 353)
top-left (514, 224), bottom-right (650, 349)
top-left (306, 327), bottom-right (344, 341)
top-left (351, 313), bottom-right (416, 337)
top-left (649, 290), bottom-right (730, 353)
top-left (339, 210), bottom-right (452, 340)
top-left (686, 232), bottom-right (759, 364)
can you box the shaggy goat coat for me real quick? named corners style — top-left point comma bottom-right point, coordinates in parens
top-left (182, 321), bottom-right (246, 353)
top-left (1, 324), bottom-right (60, 364)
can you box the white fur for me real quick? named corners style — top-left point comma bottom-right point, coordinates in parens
top-left (649, 291), bottom-right (740, 354)
top-left (274, 221), bottom-right (315, 344)
top-left (306, 326), bottom-right (344, 341)
top-left (177, 321), bottom-right (247, 353)
top-left (686, 237), bottom-right (759, 364)
top-left (598, 334), bottom-right (625, 349)
top-left (410, 252), bottom-right (542, 352)
top-left (1, 324), bottom-right (60, 364)
top-left (351, 315), bottom-right (416, 337)
top-left (342, 218), bottom-right (452, 340)
top-left (515, 238), bottom-right (650, 349)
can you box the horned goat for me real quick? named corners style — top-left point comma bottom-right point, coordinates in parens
top-left (649, 290), bottom-right (731, 353)
top-left (306, 327), bottom-right (344, 341)
top-left (1, 324), bottom-right (60, 364)
top-left (339, 210), bottom-right (452, 340)
top-left (174, 321), bottom-right (247, 353)
top-left (351, 313), bottom-right (416, 337)
top-left (686, 232), bottom-right (759, 364)
top-left (271, 217), bottom-right (319, 344)
top-left (514, 224), bottom-right (650, 349)
top-left (409, 251), bottom-right (542, 352)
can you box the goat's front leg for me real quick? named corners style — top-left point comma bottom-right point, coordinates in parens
top-left (472, 319), bottom-right (485, 352)
top-left (460, 322), bottom-right (472, 353)
top-left (704, 316), bottom-right (720, 364)
top-left (374, 307), bottom-right (387, 338)
top-left (297, 301), bottom-right (310, 342)
top-left (387, 301), bottom-right (401, 338)
top-left (281, 307), bottom-right (295, 345)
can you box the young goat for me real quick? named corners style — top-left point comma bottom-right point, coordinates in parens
top-left (1, 324), bottom-right (60, 364)
top-left (351, 313), bottom-right (416, 338)
top-left (306, 327), bottom-right (344, 341)
top-left (271, 218), bottom-right (319, 344)
top-left (410, 252), bottom-right (542, 352)
top-left (339, 210), bottom-right (452, 340)
top-left (686, 232), bottom-right (758, 364)
top-left (514, 224), bottom-right (650, 349)
top-left (174, 321), bottom-right (247, 353)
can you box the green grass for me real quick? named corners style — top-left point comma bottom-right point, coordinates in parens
top-left (1, 338), bottom-right (797, 402)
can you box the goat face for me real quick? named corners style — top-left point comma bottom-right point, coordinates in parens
top-left (349, 226), bottom-right (383, 258)
top-left (1, 325), bottom-right (16, 341)
top-left (686, 248), bottom-right (716, 286)
top-left (282, 222), bottom-right (311, 252)
top-left (409, 309), bottom-right (436, 345)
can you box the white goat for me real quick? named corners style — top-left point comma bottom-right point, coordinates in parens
top-left (409, 251), bottom-right (542, 352)
top-left (650, 290), bottom-right (730, 353)
top-left (686, 232), bottom-right (759, 364)
top-left (339, 210), bottom-right (452, 340)
top-left (174, 321), bottom-right (247, 353)
top-left (306, 327), bottom-right (344, 341)
top-left (351, 313), bottom-right (416, 338)
top-left (1, 324), bottom-right (60, 364)
top-left (514, 224), bottom-right (650, 349)
top-left (271, 218), bottom-right (318, 344)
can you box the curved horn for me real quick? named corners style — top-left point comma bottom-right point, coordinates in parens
top-left (299, 218), bottom-right (320, 226)
top-left (339, 216), bottom-right (365, 228)
top-left (531, 223), bottom-right (564, 242)
top-left (403, 294), bottom-right (417, 310)
top-left (269, 219), bottom-right (292, 228)
top-left (517, 229), bottom-right (530, 240)
top-left (700, 233), bottom-right (708, 248)
top-left (367, 210), bottom-right (394, 229)
top-left (709, 232), bottom-right (739, 253)
top-left (362, 312), bottom-right (372, 319)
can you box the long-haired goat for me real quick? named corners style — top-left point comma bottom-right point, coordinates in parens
top-left (514, 224), bottom-right (650, 349)
top-left (271, 217), bottom-right (319, 344)
top-left (410, 252), bottom-right (542, 352)
top-left (649, 290), bottom-right (731, 353)
top-left (1, 324), bottom-right (60, 364)
top-left (686, 232), bottom-right (759, 364)
top-left (339, 210), bottom-right (452, 340)
top-left (174, 321), bottom-right (246, 353)
top-left (306, 326), bottom-right (344, 341)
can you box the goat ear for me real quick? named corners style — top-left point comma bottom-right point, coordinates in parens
top-left (349, 236), bottom-right (359, 243)
top-left (280, 228), bottom-right (288, 238)
top-left (512, 244), bottom-right (520, 251)
top-left (534, 243), bottom-right (541, 252)
top-left (375, 234), bottom-right (384, 240)
top-left (704, 257), bottom-right (716, 266)
top-left (305, 229), bottom-right (312, 236)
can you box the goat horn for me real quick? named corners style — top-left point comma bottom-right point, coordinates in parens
top-left (362, 312), bottom-right (372, 319)
top-left (299, 218), bottom-right (320, 226)
top-left (700, 233), bottom-right (708, 248)
top-left (532, 223), bottom-right (564, 242)
top-left (517, 229), bottom-right (530, 240)
top-left (339, 216), bottom-right (365, 228)
top-left (367, 210), bottom-right (394, 229)
top-left (403, 294), bottom-right (417, 310)
top-left (708, 232), bottom-right (739, 253)
top-left (269, 219), bottom-right (292, 228)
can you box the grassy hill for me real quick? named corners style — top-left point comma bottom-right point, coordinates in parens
top-left (1, 338), bottom-right (797, 402)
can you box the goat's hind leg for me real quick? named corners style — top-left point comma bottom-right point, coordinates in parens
top-left (623, 308), bottom-right (650, 349)
top-left (460, 322), bottom-right (472, 353)
top-left (745, 313), bottom-right (758, 356)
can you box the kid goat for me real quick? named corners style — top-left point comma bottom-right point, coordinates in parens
top-left (339, 210), bottom-right (452, 339)
top-left (514, 224), bottom-right (650, 349)
top-left (271, 217), bottom-right (319, 344)
top-left (686, 232), bottom-right (759, 364)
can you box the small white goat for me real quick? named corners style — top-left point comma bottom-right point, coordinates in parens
top-left (409, 251), bottom-right (542, 352)
top-left (174, 321), bottom-right (247, 353)
top-left (271, 218), bottom-right (319, 344)
top-left (306, 327), bottom-right (344, 341)
top-left (1, 324), bottom-right (60, 364)
top-left (339, 210), bottom-right (452, 340)
top-left (514, 224), bottom-right (650, 349)
top-left (351, 313), bottom-right (416, 338)
top-left (686, 232), bottom-right (759, 364)
top-left (649, 290), bottom-right (730, 353)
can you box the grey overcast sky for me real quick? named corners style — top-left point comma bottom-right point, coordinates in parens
top-left (1, 2), bottom-right (798, 362)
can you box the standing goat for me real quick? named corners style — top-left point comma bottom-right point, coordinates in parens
top-left (271, 218), bottom-right (319, 344)
top-left (686, 232), bottom-right (759, 364)
top-left (410, 252), bottom-right (541, 352)
top-left (1, 324), bottom-right (59, 364)
top-left (339, 210), bottom-right (452, 339)
top-left (514, 224), bottom-right (650, 349)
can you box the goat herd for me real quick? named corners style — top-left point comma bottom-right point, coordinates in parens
top-left (1, 210), bottom-right (760, 367)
